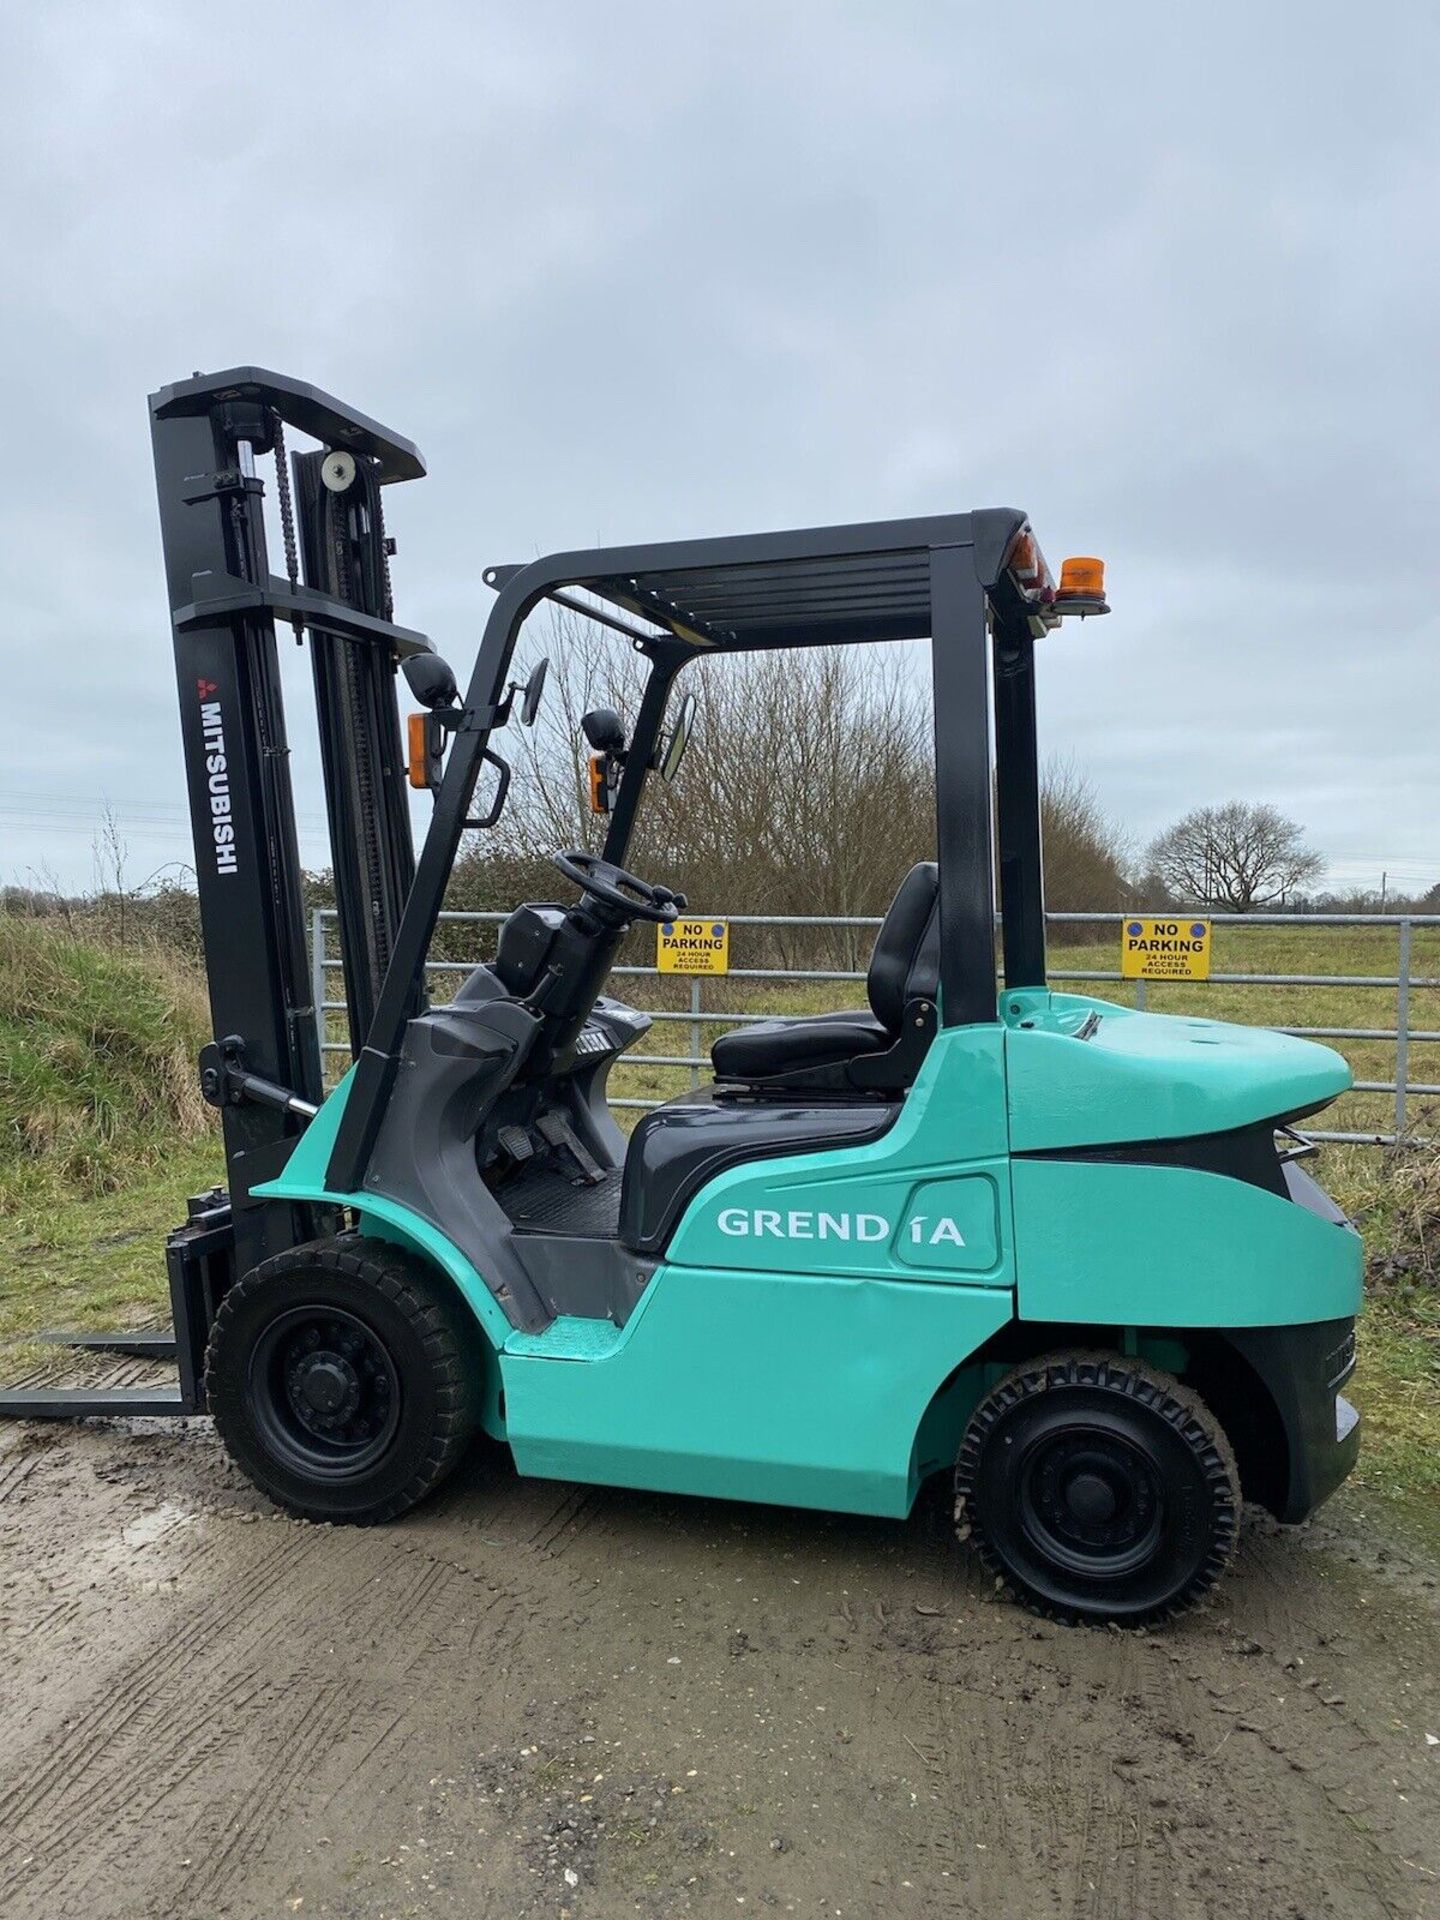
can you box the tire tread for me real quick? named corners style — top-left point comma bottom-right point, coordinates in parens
top-left (205, 1234), bottom-right (478, 1525)
top-left (954, 1349), bottom-right (1241, 1626)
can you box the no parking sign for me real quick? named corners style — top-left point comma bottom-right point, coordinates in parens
top-left (1120, 916), bottom-right (1212, 981)
top-left (657, 918), bottom-right (730, 975)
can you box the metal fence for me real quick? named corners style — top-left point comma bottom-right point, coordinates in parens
top-left (311, 908), bottom-right (1440, 1146)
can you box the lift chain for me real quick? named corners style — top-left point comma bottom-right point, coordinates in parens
top-left (373, 484), bottom-right (396, 623)
top-left (269, 410), bottom-right (305, 639)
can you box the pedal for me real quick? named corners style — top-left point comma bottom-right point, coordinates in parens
top-left (535, 1112), bottom-right (605, 1186)
top-left (496, 1124), bottom-right (535, 1164)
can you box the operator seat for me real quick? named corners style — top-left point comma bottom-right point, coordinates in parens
top-left (711, 863), bottom-right (939, 1092)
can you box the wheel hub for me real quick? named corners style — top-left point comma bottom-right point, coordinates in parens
top-left (1063, 1469), bottom-right (1119, 1527)
top-left (1023, 1433), bottom-right (1161, 1571)
top-left (290, 1352), bottom-right (360, 1427)
top-left (251, 1308), bottom-right (400, 1472)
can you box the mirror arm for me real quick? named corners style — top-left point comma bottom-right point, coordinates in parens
top-left (491, 658), bottom-right (550, 731)
top-left (415, 702), bottom-right (504, 809)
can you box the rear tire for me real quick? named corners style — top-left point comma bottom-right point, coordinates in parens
top-left (955, 1351), bottom-right (1240, 1625)
top-left (205, 1235), bottom-right (479, 1524)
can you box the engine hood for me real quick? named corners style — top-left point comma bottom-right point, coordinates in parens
top-left (1002, 991), bottom-right (1351, 1152)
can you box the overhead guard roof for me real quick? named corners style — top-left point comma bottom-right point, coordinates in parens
top-left (488, 507), bottom-right (1028, 651)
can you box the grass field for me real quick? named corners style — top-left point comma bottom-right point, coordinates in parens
top-left (4, 915), bottom-right (1437, 1533)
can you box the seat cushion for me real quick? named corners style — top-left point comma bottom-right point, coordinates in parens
top-left (711, 1008), bottom-right (890, 1082)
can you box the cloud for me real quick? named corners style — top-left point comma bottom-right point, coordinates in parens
top-left (1, 0), bottom-right (1436, 895)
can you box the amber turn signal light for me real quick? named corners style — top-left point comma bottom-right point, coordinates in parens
top-left (588, 752), bottom-right (611, 815)
top-left (407, 712), bottom-right (432, 789)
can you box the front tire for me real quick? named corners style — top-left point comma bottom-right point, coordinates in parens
top-left (205, 1236), bottom-right (479, 1524)
top-left (955, 1352), bottom-right (1240, 1625)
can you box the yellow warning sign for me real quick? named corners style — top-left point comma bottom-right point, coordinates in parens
top-left (1120, 916), bottom-right (1212, 981)
top-left (657, 917), bottom-right (730, 975)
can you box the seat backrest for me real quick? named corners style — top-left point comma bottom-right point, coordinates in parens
top-left (866, 862), bottom-right (940, 1032)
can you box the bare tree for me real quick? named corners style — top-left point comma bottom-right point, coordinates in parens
top-left (91, 801), bottom-right (131, 943)
top-left (468, 610), bottom-right (936, 926)
top-left (1038, 759), bottom-right (1131, 911)
top-left (1145, 802), bottom-right (1322, 911)
top-left (446, 607), bottom-right (1131, 962)
top-left (497, 606), bottom-right (636, 859)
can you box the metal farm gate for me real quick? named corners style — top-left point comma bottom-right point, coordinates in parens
top-left (312, 908), bottom-right (1439, 1146)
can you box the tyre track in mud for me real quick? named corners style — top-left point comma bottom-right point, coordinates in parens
top-left (0, 1527), bottom-right (314, 1837)
top-left (1, 1500), bottom-right (543, 1918)
top-left (0, 1525), bottom-right (332, 1901)
top-left (0, 1421), bottom-right (1437, 1920)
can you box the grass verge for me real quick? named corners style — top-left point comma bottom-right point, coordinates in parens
top-left (1, 917), bottom-right (220, 1377)
top-left (0, 1142), bottom-right (221, 1377)
top-left (1327, 1145), bottom-right (1440, 1539)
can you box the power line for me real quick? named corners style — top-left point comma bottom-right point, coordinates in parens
top-left (0, 799), bottom-right (331, 836)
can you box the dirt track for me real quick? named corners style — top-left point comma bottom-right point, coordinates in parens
top-left (1, 1416), bottom-right (1438, 1920)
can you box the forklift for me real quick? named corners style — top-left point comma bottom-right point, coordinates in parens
top-left (0, 369), bottom-right (1363, 1624)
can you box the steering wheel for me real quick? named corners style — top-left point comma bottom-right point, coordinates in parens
top-left (553, 850), bottom-right (687, 924)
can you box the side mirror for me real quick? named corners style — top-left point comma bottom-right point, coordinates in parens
top-left (582, 707), bottom-right (627, 755)
top-left (402, 652), bottom-right (458, 710)
top-left (520, 656), bottom-right (549, 726)
top-left (658, 691), bottom-right (697, 782)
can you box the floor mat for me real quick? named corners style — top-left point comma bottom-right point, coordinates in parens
top-left (493, 1161), bottom-right (623, 1237)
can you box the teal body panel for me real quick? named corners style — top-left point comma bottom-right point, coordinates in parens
top-left (664, 1025), bottom-right (1012, 1283)
top-left (1001, 990), bottom-right (1351, 1150)
top-left (251, 1070), bottom-right (515, 1351)
top-left (252, 997), bottom-right (1359, 1514)
top-left (998, 989), bottom-right (1360, 1329)
top-left (1011, 1158), bottom-right (1364, 1326)
top-left (498, 1266), bottom-right (1013, 1516)
top-left (495, 1027), bottom-right (1014, 1515)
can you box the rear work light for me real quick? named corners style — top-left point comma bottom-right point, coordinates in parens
top-left (1004, 524), bottom-right (1062, 636)
top-left (1006, 529), bottom-right (1056, 599)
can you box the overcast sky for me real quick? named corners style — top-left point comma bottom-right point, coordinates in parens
top-left (1, 1), bottom-right (1436, 898)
